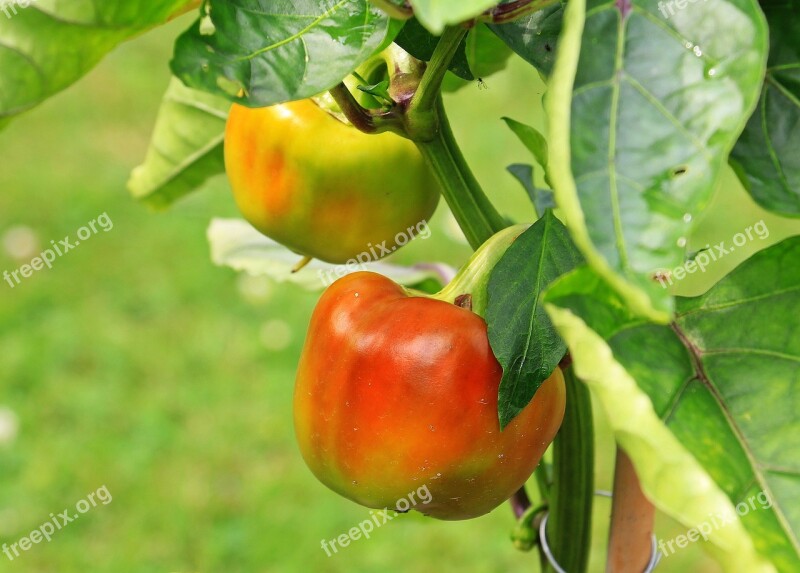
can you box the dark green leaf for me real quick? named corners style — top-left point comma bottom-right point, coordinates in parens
top-left (489, 2), bottom-right (564, 76)
top-left (171, 0), bottom-right (399, 107)
top-left (673, 238), bottom-right (800, 573)
top-left (0, 0), bottom-right (195, 127)
top-left (395, 17), bottom-right (473, 80)
top-left (545, 237), bottom-right (800, 571)
top-left (506, 164), bottom-right (556, 216)
top-left (128, 78), bottom-right (230, 208)
top-left (464, 23), bottom-right (513, 79)
top-left (546, 0), bottom-right (769, 320)
top-left (357, 80), bottom-right (393, 104)
top-left (396, 20), bottom-right (512, 87)
top-left (487, 210), bottom-right (584, 428)
top-left (731, 3), bottom-right (800, 216)
top-left (503, 117), bottom-right (549, 173)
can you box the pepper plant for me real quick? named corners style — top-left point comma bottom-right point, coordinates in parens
top-left (1, 0), bottom-right (798, 571)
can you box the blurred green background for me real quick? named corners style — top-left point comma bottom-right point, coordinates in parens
top-left (1, 14), bottom-right (798, 573)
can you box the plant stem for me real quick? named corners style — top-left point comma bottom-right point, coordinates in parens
top-left (405, 24), bottom-right (505, 249)
top-left (512, 498), bottom-right (549, 552)
top-left (416, 98), bottom-right (507, 249)
top-left (406, 26), bottom-right (469, 140)
top-left (431, 224), bottom-right (525, 315)
top-left (511, 486), bottom-right (533, 519)
top-left (534, 462), bottom-right (552, 502)
top-left (328, 83), bottom-right (404, 135)
top-left (544, 366), bottom-right (594, 573)
top-left (607, 448), bottom-right (656, 573)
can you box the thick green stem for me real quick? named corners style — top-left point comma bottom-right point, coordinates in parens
top-left (416, 98), bottom-right (507, 249)
top-left (545, 366), bottom-right (594, 573)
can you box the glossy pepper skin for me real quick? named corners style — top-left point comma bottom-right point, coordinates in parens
top-left (224, 100), bottom-right (439, 264)
top-left (294, 272), bottom-right (566, 520)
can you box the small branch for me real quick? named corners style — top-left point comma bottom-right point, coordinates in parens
top-left (510, 486), bottom-right (533, 519)
top-left (413, 26), bottom-right (467, 111)
top-left (406, 26), bottom-right (469, 140)
top-left (510, 487), bottom-right (548, 554)
top-left (328, 83), bottom-right (404, 135)
top-left (607, 448), bottom-right (656, 573)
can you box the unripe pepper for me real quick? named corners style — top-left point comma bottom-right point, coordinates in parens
top-left (224, 99), bottom-right (439, 264)
top-left (294, 266), bottom-right (566, 520)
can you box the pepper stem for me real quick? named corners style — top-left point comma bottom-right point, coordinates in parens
top-left (416, 98), bottom-right (508, 250)
top-left (428, 224), bottom-right (527, 316)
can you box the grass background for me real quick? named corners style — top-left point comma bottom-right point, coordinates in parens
top-left (1, 13), bottom-right (798, 573)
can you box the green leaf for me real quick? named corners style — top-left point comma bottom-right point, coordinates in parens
top-left (128, 78), bottom-right (230, 208)
top-left (356, 80), bottom-right (393, 104)
top-left (0, 0), bottom-right (195, 126)
top-left (368, 0), bottom-right (412, 19)
top-left (409, 0), bottom-right (497, 35)
top-left (394, 17), bottom-right (473, 80)
top-left (506, 164), bottom-right (556, 217)
top-left (171, 0), bottom-right (400, 107)
top-left (489, 2), bottom-right (564, 76)
top-left (487, 210), bottom-right (584, 428)
top-left (208, 219), bottom-right (451, 290)
top-left (545, 0), bottom-right (769, 321)
top-left (730, 4), bottom-right (800, 216)
top-left (395, 20), bottom-right (511, 87)
top-left (672, 237), bottom-right (800, 571)
top-left (545, 236), bottom-right (800, 571)
top-left (463, 22), bottom-right (513, 79)
top-left (544, 267), bottom-right (778, 573)
top-left (503, 117), bottom-right (548, 173)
